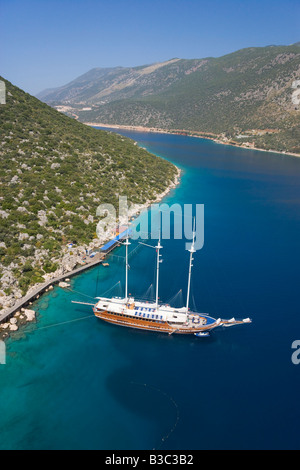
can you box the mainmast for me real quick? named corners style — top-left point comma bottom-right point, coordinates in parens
top-left (155, 212), bottom-right (163, 311)
top-left (124, 234), bottom-right (131, 302)
top-left (186, 218), bottom-right (196, 314)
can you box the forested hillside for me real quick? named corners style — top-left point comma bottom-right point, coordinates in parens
top-left (0, 77), bottom-right (177, 308)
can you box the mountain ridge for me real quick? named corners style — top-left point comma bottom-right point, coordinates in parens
top-left (38, 43), bottom-right (300, 154)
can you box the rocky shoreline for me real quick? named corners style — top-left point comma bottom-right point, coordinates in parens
top-left (0, 308), bottom-right (37, 340)
top-left (0, 167), bottom-right (181, 341)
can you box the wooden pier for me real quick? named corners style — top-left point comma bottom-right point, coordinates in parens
top-left (0, 253), bottom-right (105, 324)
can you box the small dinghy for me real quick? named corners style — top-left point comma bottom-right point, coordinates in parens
top-left (194, 331), bottom-right (210, 338)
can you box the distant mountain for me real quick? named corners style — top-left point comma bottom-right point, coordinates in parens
top-left (36, 58), bottom-right (204, 104)
top-left (38, 44), bottom-right (300, 154)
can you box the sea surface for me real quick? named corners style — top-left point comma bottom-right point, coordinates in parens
top-left (1, 131), bottom-right (300, 450)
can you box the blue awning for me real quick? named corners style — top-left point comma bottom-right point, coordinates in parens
top-left (100, 228), bottom-right (131, 252)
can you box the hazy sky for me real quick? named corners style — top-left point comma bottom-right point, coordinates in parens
top-left (1, 0), bottom-right (299, 95)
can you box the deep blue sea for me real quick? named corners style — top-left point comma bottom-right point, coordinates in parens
top-left (1, 131), bottom-right (300, 450)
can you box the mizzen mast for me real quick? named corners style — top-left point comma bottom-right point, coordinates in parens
top-left (155, 212), bottom-right (163, 311)
top-left (186, 218), bottom-right (196, 315)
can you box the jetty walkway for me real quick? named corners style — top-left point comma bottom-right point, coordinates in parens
top-left (0, 253), bottom-right (105, 324)
top-left (0, 226), bottom-right (130, 325)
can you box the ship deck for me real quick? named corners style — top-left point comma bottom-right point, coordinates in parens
top-left (93, 297), bottom-right (251, 334)
top-left (93, 307), bottom-right (219, 335)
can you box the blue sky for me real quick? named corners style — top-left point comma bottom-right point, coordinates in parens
top-left (1, 0), bottom-right (299, 95)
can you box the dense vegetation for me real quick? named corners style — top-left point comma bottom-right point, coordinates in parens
top-left (40, 44), bottom-right (300, 154)
top-left (0, 77), bottom-right (177, 301)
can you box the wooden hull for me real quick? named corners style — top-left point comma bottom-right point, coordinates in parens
top-left (94, 309), bottom-right (217, 335)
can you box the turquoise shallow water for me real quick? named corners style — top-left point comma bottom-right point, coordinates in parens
top-left (1, 131), bottom-right (300, 450)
